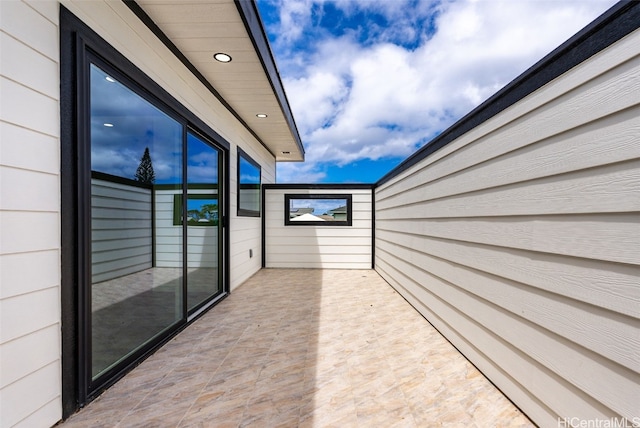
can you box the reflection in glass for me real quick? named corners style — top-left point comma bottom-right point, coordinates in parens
top-left (89, 63), bottom-right (183, 379)
top-left (187, 132), bottom-right (221, 311)
top-left (289, 198), bottom-right (348, 221)
top-left (238, 150), bottom-right (261, 216)
top-left (284, 194), bottom-right (353, 226)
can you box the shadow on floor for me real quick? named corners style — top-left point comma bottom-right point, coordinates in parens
top-left (62, 268), bottom-right (533, 427)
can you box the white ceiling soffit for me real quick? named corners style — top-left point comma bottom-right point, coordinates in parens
top-left (129, 0), bottom-right (304, 162)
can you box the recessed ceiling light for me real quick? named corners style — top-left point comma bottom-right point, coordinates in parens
top-left (105, 76), bottom-right (116, 83)
top-left (103, 123), bottom-right (114, 127)
top-left (213, 53), bottom-right (232, 63)
top-left (256, 113), bottom-right (268, 118)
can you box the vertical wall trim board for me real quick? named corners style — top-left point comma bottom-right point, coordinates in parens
top-left (371, 187), bottom-right (376, 269)
top-left (59, 6), bottom-right (80, 417)
top-left (261, 183), bottom-right (266, 268)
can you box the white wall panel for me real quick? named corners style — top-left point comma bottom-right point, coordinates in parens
top-left (265, 187), bottom-right (373, 269)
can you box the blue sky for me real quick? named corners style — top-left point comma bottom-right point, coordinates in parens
top-left (257, 0), bottom-right (617, 183)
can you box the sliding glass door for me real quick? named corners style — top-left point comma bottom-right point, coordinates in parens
top-left (186, 132), bottom-right (223, 313)
top-left (90, 63), bottom-right (185, 380)
top-left (86, 57), bottom-right (226, 392)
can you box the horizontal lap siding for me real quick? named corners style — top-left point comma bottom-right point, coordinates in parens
top-left (230, 146), bottom-right (274, 290)
top-left (265, 188), bottom-right (372, 269)
top-left (0, 1), bottom-right (62, 427)
top-left (374, 28), bottom-right (640, 426)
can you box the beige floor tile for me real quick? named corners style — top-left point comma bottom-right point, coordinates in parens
top-left (60, 269), bottom-right (534, 428)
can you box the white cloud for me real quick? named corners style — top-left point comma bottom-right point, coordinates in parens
top-left (273, 0), bottom-right (316, 44)
top-left (284, 70), bottom-right (348, 133)
top-left (277, 160), bottom-right (329, 183)
top-left (266, 0), bottom-right (618, 182)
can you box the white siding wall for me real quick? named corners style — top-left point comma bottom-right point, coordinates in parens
top-left (230, 146), bottom-right (274, 289)
top-left (91, 179), bottom-right (153, 283)
top-left (374, 29), bottom-right (640, 426)
top-left (0, 1), bottom-right (274, 426)
top-left (0, 1), bottom-right (62, 427)
top-left (265, 188), bottom-right (373, 269)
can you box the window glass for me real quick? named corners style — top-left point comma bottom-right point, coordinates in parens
top-left (237, 149), bottom-right (261, 216)
top-left (89, 63), bottom-right (183, 380)
top-left (284, 194), bottom-right (353, 226)
top-left (186, 131), bottom-right (222, 311)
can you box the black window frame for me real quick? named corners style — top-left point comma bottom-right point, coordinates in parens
top-left (284, 194), bottom-right (353, 226)
top-left (237, 147), bottom-right (261, 217)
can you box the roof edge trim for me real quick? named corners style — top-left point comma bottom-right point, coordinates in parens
top-left (235, 0), bottom-right (305, 160)
top-left (376, 0), bottom-right (640, 187)
top-left (263, 183), bottom-right (375, 190)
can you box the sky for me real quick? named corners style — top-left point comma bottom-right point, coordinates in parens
top-left (256, 0), bottom-right (618, 184)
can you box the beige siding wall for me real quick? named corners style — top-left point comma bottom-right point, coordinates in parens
top-left (0, 1), bottom-right (62, 427)
top-left (265, 188), bottom-right (373, 269)
top-left (0, 1), bottom-right (274, 426)
top-left (374, 28), bottom-right (640, 426)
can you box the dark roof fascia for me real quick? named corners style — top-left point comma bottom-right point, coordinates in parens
top-left (122, 0), bottom-right (276, 159)
top-left (234, 0), bottom-right (305, 160)
top-left (263, 183), bottom-right (375, 190)
top-left (376, 0), bottom-right (640, 187)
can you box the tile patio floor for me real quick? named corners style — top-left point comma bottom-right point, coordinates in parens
top-left (59, 269), bottom-right (534, 427)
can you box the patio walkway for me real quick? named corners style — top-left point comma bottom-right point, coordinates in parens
top-left (59, 269), bottom-right (533, 427)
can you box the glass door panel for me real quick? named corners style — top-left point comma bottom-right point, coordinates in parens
top-left (89, 63), bottom-right (184, 380)
top-left (186, 132), bottom-right (222, 312)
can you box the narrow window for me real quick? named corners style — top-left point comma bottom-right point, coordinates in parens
top-left (237, 148), bottom-right (261, 216)
top-left (284, 194), bottom-right (353, 226)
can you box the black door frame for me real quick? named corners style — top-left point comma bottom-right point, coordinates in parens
top-left (60, 6), bottom-right (230, 417)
